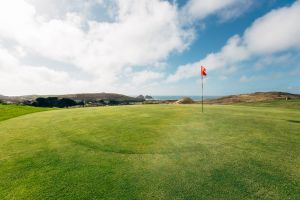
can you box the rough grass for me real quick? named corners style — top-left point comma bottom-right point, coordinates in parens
top-left (236, 99), bottom-right (300, 109)
top-left (0, 103), bottom-right (299, 199)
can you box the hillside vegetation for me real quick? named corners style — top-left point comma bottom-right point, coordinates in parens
top-left (0, 92), bottom-right (144, 104)
top-left (205, 92), bottom-right (300, 104)
top-left (0, 103), bottom-right (299, 199)
top-left (237, 99), bottom-right (300, 109)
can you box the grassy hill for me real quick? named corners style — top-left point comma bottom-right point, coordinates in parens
top-left (205, 92), bottom-right (300, 104)
top-left (0, 92), bottom-right (144, 104)
top-left (0, 102), bottom-right (299, 199)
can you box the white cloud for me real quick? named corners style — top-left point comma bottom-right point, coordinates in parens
top-left (0, 0), bottom-right (194, 95)
top-left (25, 0), bottom-right (108, 21)
top-left (167, 35), bottom-right (249, 82)
top-left (168, 0), bottom-right (300, 82)
top-left (0, 47), bottom-right (73, 95)
top-left (1, 0), bottom-right (297, 96)
top-left (289, 66), bottom-right (300, 76)
top-left (254, 53), bottom-right (294, 69)
top-left (240, 72), bottom-right (283, 83)
top-left (0, 45), bottom-right (122, 96)
top-left (182, 0), bottom-right (254, 21)
top-left (239, 75), bottom-right (255, 82)
top-left (0, 47), bottom-right (19, 67)
top-left (244, 1), bottom-right (300, 54)
top-left (131, 70), bottom-right (164, 84)
top-left (0, 0), bottom-right (191, 74)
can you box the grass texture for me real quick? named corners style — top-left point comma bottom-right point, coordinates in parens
top-left (0, 103), bottom-right (299, 199)
top-left (0, 104), bottom-right (52, 122)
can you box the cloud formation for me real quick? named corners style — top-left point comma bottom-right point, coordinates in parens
top-left (0, 0), bottom-right (268, 95)
top-left (182, 0), bottom-right (254, 22)
top-left (0, 0), bottom-right (195, 95)
top-left (168, 0), bottom-right (300, 82)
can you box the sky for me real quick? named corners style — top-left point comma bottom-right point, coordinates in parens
top-left (0, 0), bottom-right (299, 96)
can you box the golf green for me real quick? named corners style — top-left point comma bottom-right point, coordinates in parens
top-left (0, 104), bottom-right (299, 199)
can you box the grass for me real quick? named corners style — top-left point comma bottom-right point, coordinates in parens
top-left (0, 102), bottom-right (299, 199)
top-left (0, 104), bottom-right (53, 122)
top-left (236, 99), bottom-right (300, 109)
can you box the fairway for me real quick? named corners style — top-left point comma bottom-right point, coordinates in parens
top-left (0, 104), bottom-right (299, 199)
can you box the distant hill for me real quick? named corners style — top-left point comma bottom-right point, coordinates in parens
top-left (0, 95), bottom-right (9, 98)
top-left (2, 92), bottom-right (300, 105)
top-left (0, 93), bottom-right (144, 104)
top-left (0, 95), bottom-right (10, 102)
top-left (205, 92), bottom-right (300, 104)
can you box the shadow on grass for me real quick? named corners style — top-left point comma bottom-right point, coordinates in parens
top-left (287, 120), bottom-right (300, 124)
top-left (67, 137), bottom-right (209, 155)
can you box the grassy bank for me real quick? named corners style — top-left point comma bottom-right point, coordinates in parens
top-left (0, 103), bottom-right (299, 199)
top-left (236, 99), bottom-right (300, 109)
top-left (0, 104), bottom-right (53, 122)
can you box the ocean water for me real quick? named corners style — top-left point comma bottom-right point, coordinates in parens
top-left (151, 96), bottom-right (220, 101)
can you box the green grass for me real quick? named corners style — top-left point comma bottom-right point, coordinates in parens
top-left (0, 103), bottom-right (299, 199)
top-left (0, 104), bottom-right (53, 122)
top-left (236, 99), bottom-right (300, 109)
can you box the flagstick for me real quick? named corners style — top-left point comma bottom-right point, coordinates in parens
top-left (202, 74), bottom-right (203, 113)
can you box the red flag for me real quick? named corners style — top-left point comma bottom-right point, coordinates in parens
top-left (201, 66), bottom-right (207, 76)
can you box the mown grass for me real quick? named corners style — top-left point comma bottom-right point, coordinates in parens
top-left (0, 104), bottom-right (52, 122)
top-left (0, 103), bottom-right (299, 199)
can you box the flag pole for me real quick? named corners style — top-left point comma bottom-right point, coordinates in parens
top-left (202, 73), bottom-right (203, 113)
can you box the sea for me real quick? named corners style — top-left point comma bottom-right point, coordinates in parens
top-left (151, 96), bottom-right (220, 101)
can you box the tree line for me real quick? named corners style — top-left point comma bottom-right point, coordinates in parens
top-left (32, 97), bottom-right (84, 108)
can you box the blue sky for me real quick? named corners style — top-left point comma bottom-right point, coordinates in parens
top-left (165, 0), bottom-right (299, 95)
top-left (0, 0), bottom-right (299, 96)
